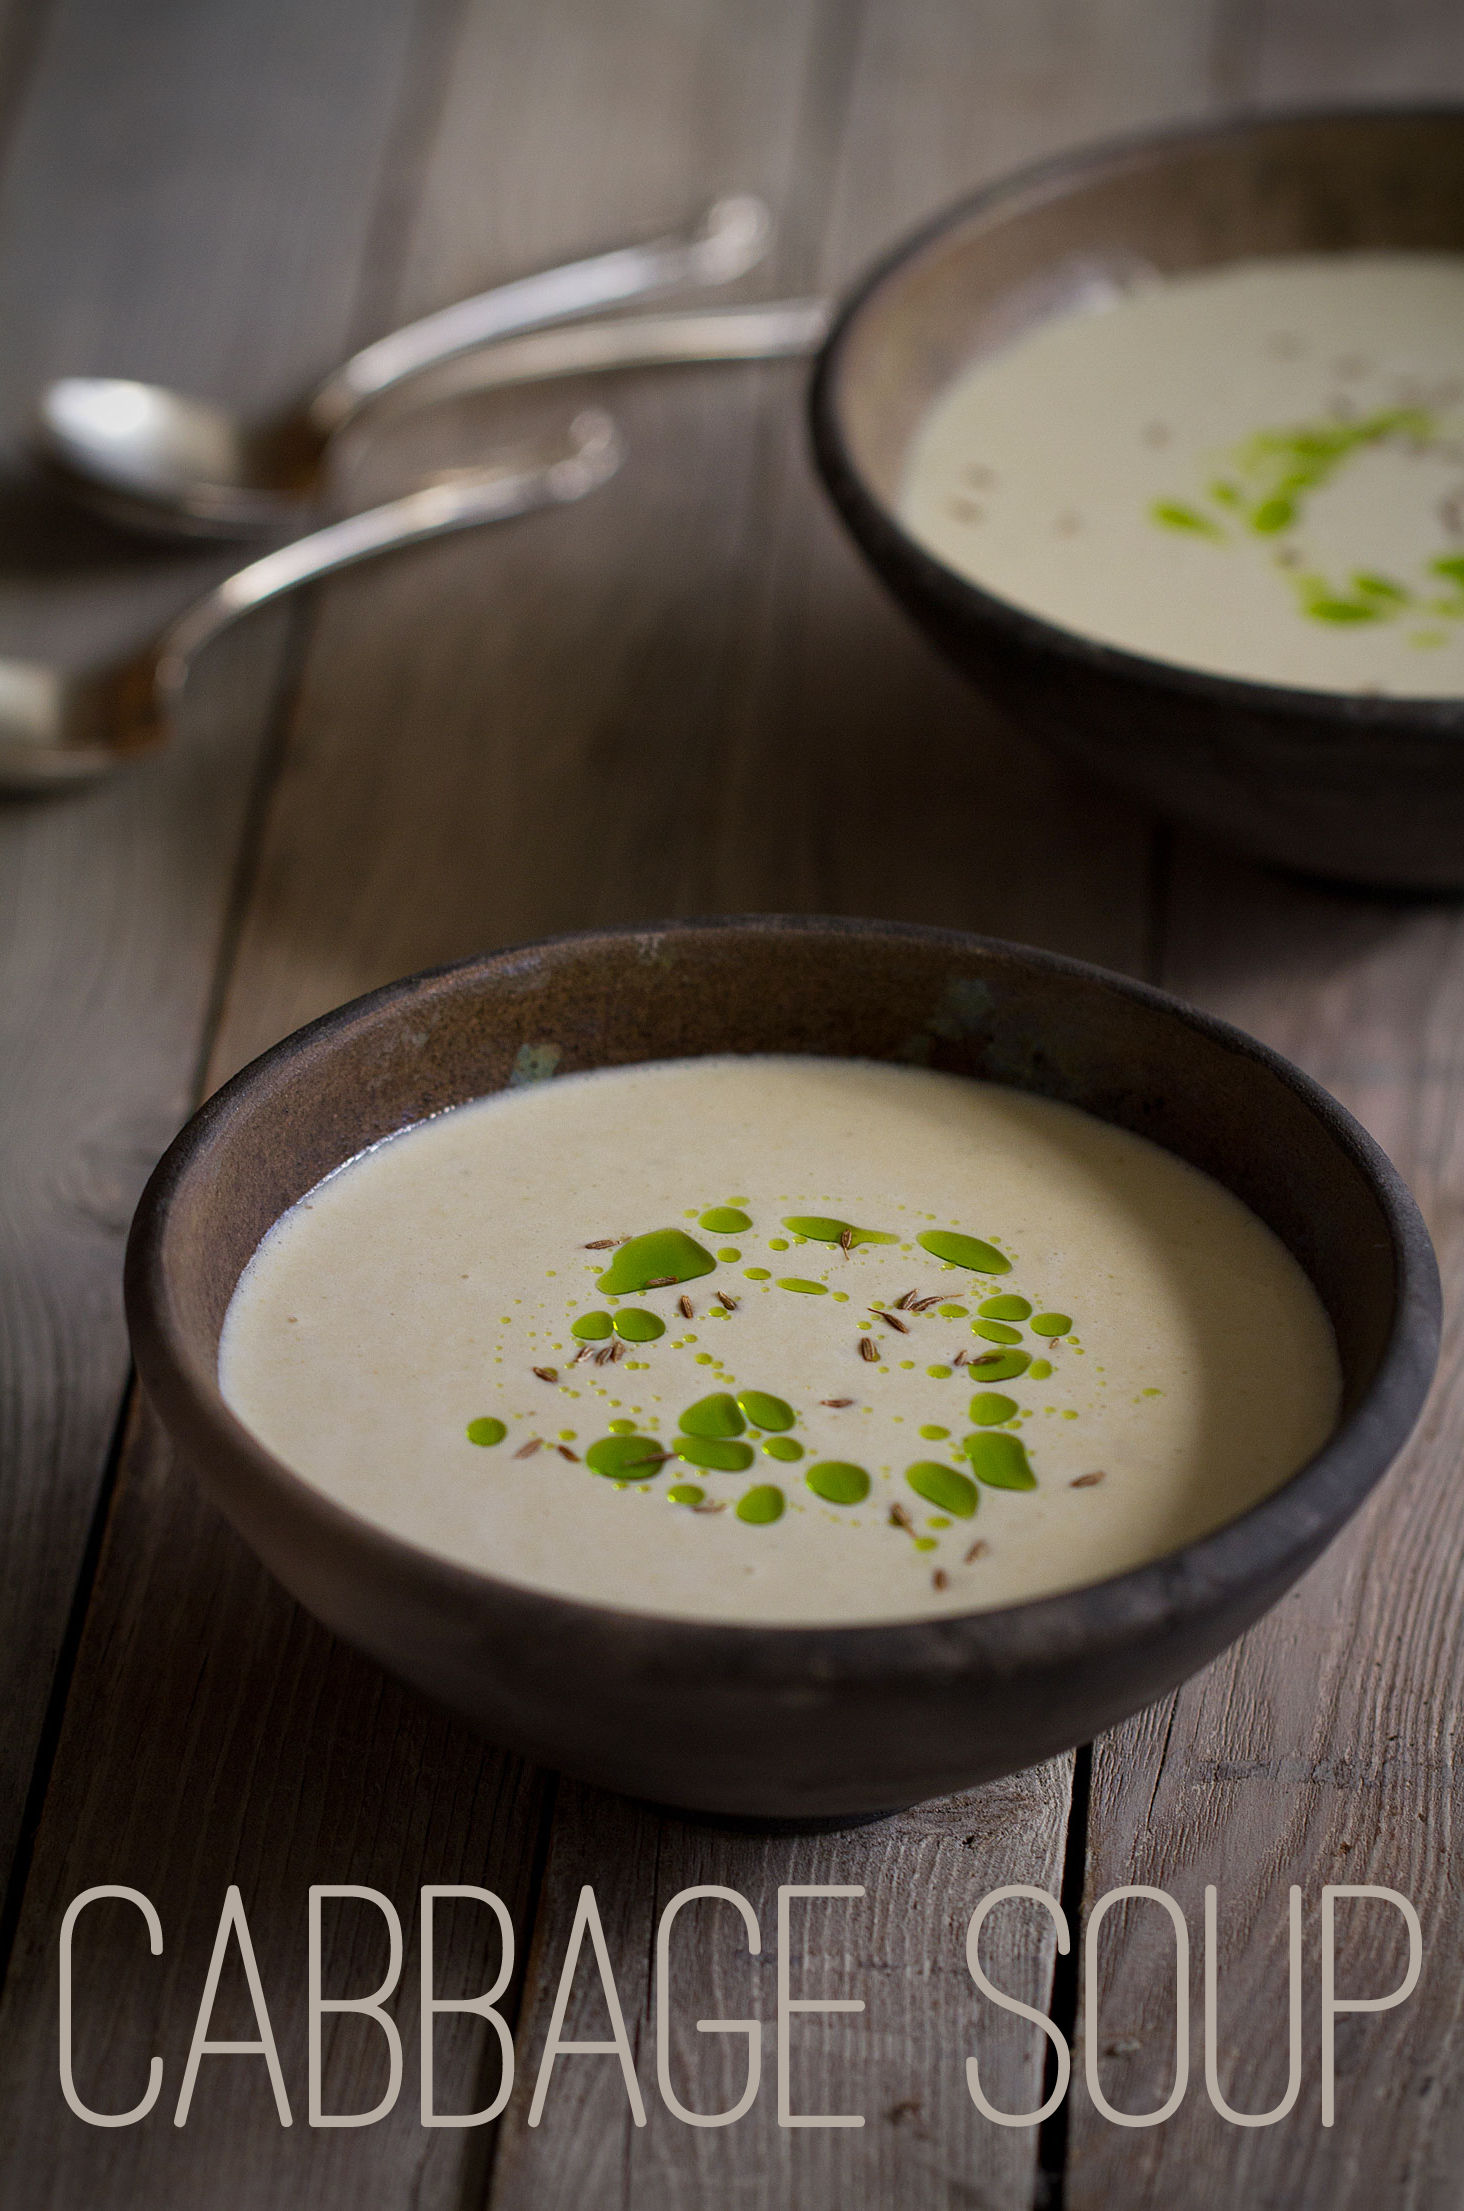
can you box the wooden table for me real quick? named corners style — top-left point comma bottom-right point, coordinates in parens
top-left (2, 2), bottom-right (1462, 2203)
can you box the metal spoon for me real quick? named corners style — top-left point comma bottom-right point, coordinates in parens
top-left (34, 195), bottom-right (769, 539)
top-left (0, 411), bottom-right (622, 793)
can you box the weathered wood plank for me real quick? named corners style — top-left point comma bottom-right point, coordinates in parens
top-left (0, 0), bottom-right (452, 1933)
top-left (1065, 9), bottom-right (1464, 2204)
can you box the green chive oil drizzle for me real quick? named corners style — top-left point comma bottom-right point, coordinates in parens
top-left (1030, 1312), bottom-right (1072, 1338)
top-left (466, 1417), bottom-right (507, 1447)
top-left (613, 1308), bottom-right (665, 1342)
top-left (777, 1278), bottom-right (828, 1295)
top-left (700, 1207), bottom-right (751, 1233)
top-left (972, 1319), bottom-right (1023, 1344)
top-left (968, 1391), bottom-right (1018, 1426)
top-left (905, 1461), bottom-right (978, 1516)
top-left (676, 1435), bottom-right (756, 1473)
top-left (571, 1311), bottom-right (614, 1341)
top-left (1028, 1357), bottom-right (1053, 1381)
top-left (586, 1435), bottom-right (666, 1480)
top-left (736, 1389), bottom-right (794, 1431)
top-left (967, 1348), bottom-right (1031, 1383)
top-left (917, 1229), bottom-right (1011, 1274)
top-left (805, 1461), bottom-right (871, 1505)
top-left (667, 1483), bottom-right (704, 1505)
top-left (596, 1228), bottom-right (716, 1295)
top-left (780, 1215), bottom-right (897, 1247)
top-left (979, 1294), bottom-right (1032, 1321)
top-left (737, 1484), bottom-right (785, 1524)
top-left (680, 1393), bottom-right (745, 1438)
top-left (963, 1432), bottom-right (1037, 1490)
top-left (763, 1437), bottom-right (804, 1462)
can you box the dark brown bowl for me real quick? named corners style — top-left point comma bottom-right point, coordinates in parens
top-left (810, 107), bottom-right (1464, 891)
top-left (124, 918), bottom-right (1438, 1818)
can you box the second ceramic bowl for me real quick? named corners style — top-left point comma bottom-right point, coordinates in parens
top-left (124, 919), bottom-right (1437, 1817)
top-left (811, 107), bottom-right (1464, 890)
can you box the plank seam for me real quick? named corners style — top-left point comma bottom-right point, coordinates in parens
top-left (1035, 1740), bottom-right (1093, 2211)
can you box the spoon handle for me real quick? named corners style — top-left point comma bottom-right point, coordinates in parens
top-left (153, 410), bottom-right (622, 690)
top-left (358, 299), bottom-right (832, 416)
top-left (310, 195), bottom-right (771, 434)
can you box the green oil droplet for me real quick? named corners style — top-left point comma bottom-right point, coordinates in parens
top-left (768, 1238), bottom-right (789, 1251)
top-left (718, 1247), bottom-right (742, 1262)
top-left (586, 1435), bottom-right (666, 1480)
top-left (679, 1393), bottom-right (745, 1438)
top-left (906, 1461), bottom-right (978, 1516)
top-left (1028, 1358), bottom-right (1053, 1381)
top-left (972, 1319), bottom-right (1023, 1344)
top-left (466, 1417), bottom-right (506, 1447)
top-left (737, 1389), bottom-right (794, 1432)
top-left (968, 1392), bottom-right (1018, 1426)
top-left (963, 1432), bottom-right (1036, 1490)
top-left (937, 1303), bottom-right (969, 1319)
top-left (777, 1278), bottom-right (828, 1296)
top-left (1030, 1312), bottom-right (1072, 1338)
top-left (781, 1214), bottom-right (897, 1247)
top-left (744, 1267), bottom-right (771, 1281)
top-left (609, 1418), bottom-right (637, 1434)
top-left (928, 1517), bottom-right (951, 1530)
top-left (917, 1230), bottom-right (1010, 1274)
top-left (979, 1294), bottom-right (1032, 1321)
top-left (805, 1461), bottom-right (870, 1505)
top-left (613, 1307), bottom-right (665, 1343)
top-left (737, 1483), bottom-right (784, 1524)
top-left (700, 1207), bottom-right (751, 1233)
top-left (596, 1228), bottom-right (716, 1295)
top-left (763, 1437), bottom-right (803, 1462)
top-left (967, 1349), bottom-right (1031, 1384)
top-left (571, 1312), bottom-right (614, 1341)
top-left (667, 1483), bottom-right (704, 1505)
top-left (913, 1536), bottom-right (938, 1553)
top-left (675, 1435), bottom-right (755, 1473)
top-left (919, 1424), bottom-right (950, 1441)
top-left (926, 1364), bottom-right (953, 1380)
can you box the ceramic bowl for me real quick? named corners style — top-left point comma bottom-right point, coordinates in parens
top-left (810, 107), bottom-right (1464, 891)
top-left (125, 918), bottom-right (1438, 1818)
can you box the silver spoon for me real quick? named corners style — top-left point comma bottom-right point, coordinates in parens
top-left (34, 195), bottom-right (769, 539)
top-left (0, 410), bottom-right (621, 792)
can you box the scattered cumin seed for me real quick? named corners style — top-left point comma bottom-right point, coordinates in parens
top-left (557, 1446), bottom-right (580, 1463)
top-left (1071, 1470), bottom-right (1106, 1488)
top-left (892, 1289), bottom-right (914, 1310)
top-left (583, 1237), bottom-right (626, 1249)
top-left (876, 1309), bottom-right (910, 1334)
top-left (693, 1501), bottom-right (727, 1514)
top-left (645, 1275), bottom-right (677, 1289)
top-left (964, 1540), bottom-right (988, 1563)
top-left (514, 1438), bottom-right (543, 1459)
top-left (532, 1366), bottom-right (558, 1383)
top-left (889, 1503), bottom-right (914, 1531)
top-left (858, 1337), bottom-right (879, 1363)
top-left (570, 1345), bottom-right (589, 1365)
top-left (625, 1451), bottom-right (672, 1471)
top-left (716, 1291), bottom-right (739, 1311)
top-left (679, 1295), bottom-right (694, 1319)
top-left (952, 1350), bottom-right (969, 1367)
top-left (822, 1397), bottom-right (854, 1408)
top-left (910, 1294), bottom-right (943, 1312)
top-left (594, 1346), bottom-right (616, 1366)
top-left (932, 1569), bottom-right (949, 1592)
top-left (840, 1227), bottom-right (853, 1256)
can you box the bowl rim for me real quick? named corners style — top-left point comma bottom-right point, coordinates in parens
top-left (809, 99), bottom-right (1464, 729)
top-left (125, 914), bottom-right (1440, 1678)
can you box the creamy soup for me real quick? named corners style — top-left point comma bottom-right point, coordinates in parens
top-left (900, 254), bottom-right (1464, 694)
top-left (219, 1056), bottom-right (1340, 1625)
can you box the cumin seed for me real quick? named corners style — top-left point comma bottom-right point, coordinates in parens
top-left (645, 1275), bottom-right (677, 1289)
top-left (893, 1289), bottom-right (914, 1309)
top-left (557, 1446), bottom-right (580, 1462)
top-left (532, 1366), bottom-right (558, 1383)
top-left (932, 1569), bottom-right (949, 1592)
top-left (514, 1439), bottom-right (543, 1459)
top-left (964, 1540), bottom-right (988, 1563)
top-left (716, 1291), bottom-right (739, 1311)
top-left (889, 1503), bottom-right (914, 1531)
top-left (1071, 1470), bottom-right (1106, 1488)
top-left (858, 1337), bottom-right (879, 1363)
top-left (821, 1397), bottom-right (854, 1408)
top-left (876, 1309), bottom-right (910, 1334)
top-left (840, 1227), bottom-right (853, 1256)
top-left (679, 1295), bottom-right (694, 1319)
top-left (692, 1500), bottom-right (726, 1514)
